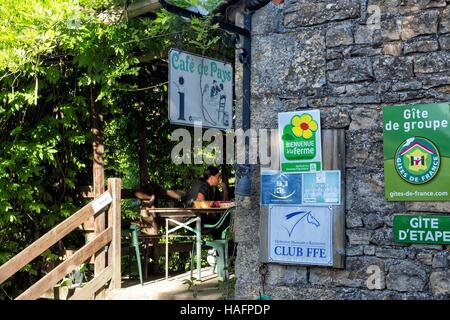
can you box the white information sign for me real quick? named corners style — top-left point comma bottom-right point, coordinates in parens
top-left (278, 110), bottom-right (322, 172)
top-left (268, 205), bottom-right (333, 266)
top-left (168, 48), bottom-right (233, 129)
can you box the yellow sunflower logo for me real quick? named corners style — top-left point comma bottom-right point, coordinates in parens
top-left (291, 114), bottom-right (318, 139)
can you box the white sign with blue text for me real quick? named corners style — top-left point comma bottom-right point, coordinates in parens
top-left (261, 171), bottom-right (302, 205)
top-left (268, 206), bottom-right (333, 266)
top-left (168, 48), bottom-right (233, 129)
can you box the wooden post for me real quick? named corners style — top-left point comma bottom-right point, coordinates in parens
top-left (322, 129), bottom-right (346, 269)
top-left (85, 86), bottom-right (104, 232)
top-left (108, 178), bottom-right (122, 290)
top-left (91, 86), bottom-right (106, 298)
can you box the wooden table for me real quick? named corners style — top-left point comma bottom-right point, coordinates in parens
top-left (143, 207), bottom-right (232, 280)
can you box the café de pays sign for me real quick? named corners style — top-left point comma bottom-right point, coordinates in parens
top-left (168, 48), bottom-right (233, 130)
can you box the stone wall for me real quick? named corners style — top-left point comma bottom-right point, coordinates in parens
top-left (234, 0), bottom-right (450, 299)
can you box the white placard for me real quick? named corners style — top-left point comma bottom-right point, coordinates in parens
top-left (91, 192), bottom-right (112, 213)
top-left (169, 48), bottom-right (233, 129)
top-left (268, 205), bottom-right (333, 266)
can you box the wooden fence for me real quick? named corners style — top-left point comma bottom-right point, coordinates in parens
top-left (0, 178), bottom-right (122, 300)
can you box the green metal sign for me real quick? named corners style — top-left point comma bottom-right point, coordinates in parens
top-left (383, 102), bottom-right (450, 201)
top-left (393, 215), bottom-right (450, 244)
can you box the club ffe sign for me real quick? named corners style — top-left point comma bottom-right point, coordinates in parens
top-left (383, 103), bottom-right (450, 201)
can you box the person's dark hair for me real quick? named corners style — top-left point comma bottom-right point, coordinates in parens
top-left (200, 165), bottom-right (220, 181)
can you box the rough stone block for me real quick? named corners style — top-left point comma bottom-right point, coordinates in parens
top-left (403, 38), bottom-right (439, 54)
top-left (391, 80), bottom-right (422, 92)
top-left (252, 2), bottom-right (285, 35)
top-left (386, 260), bottom-right (427, 292)
top-left (309, 256), bottom-right (385, 289)
top-left (364, 245), bottom-right (376, 255)
top-left (373, 56), bottom-right (414, 80)
top-left (440, 34), bottom-right (450, 50)
top-left (350, 46), bottom-right (383, 58)
top-left (235, 241), bottom-right (262, 286)
top-left (416, 253), bottom-right (433, 266)
top-left (439, 6), bottom-right (450, 34)
top-left (318, 107), bottom-right (352, 128)
top-left (284, 0), bottom-right (360, 29)
top-left (406, 202), bottom-right (450, 213)
top-left (432, 252), bottom-right (449, 268)
top-left (346, 245), bottom-right (364, 256)
top-left (329, 57), bottom-right (374, 83)
top-left (383, 42), bottom-right (402, 56)
top-left (375, 247), bottom-right (407, 259)
top-left (430, 271), bottom-right (450, 294)
top-left (347, 229), bottom-right (373, 245)
top-left (284, 266), bottom-right (308, 286)
top-left (309, 257), bottom-right (384, 288)
top-left (381, 18), bottom-right (402, 42)
top-left (370, 227), bottom-right (394, 246)
top-left (326, 23), bottom-right (354, 48)
top-left (401, 10), bottom-right (439, 41)
top-left (349, 107), bottom-right (382, 130)
top-left (252, 31), bottom-right (326, 96)
top-left (346, 212), bottom-right (364, 228)
top-left (363, 213), bottom-right (385, 230)
top-left (414, 52), bottom-right (450, 74)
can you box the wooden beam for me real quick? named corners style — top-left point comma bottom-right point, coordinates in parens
top-left (79, 187), bottom-right (144, 199)
top-left (127, 0), bottom-right (161, 19)
top-left (107, 178), bottom-right (122, 290)
top-left (16, 227), bottom-right (112, 300)
top-left (69, 265), bottom-right (112, 300)
top-left (322, 129), bottom-right (346, 269)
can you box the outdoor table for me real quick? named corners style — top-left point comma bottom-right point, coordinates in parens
top-left (143, 207), bottom-right (232, 280)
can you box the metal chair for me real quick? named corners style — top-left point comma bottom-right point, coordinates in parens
top-left (122, 224), bottom-right (144, 285)
top-left (190, 207), bottom-right (235, 280)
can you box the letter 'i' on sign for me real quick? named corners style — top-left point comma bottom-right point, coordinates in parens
top-left (168, 48), bottom-right (233, 130)
top-left (278, 110), bottom-right (322, 173)
top-left (382, 102), bottom-right (450, 201)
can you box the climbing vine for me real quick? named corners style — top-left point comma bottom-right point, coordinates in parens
top-left (0, 0), bottom-right (233, 299)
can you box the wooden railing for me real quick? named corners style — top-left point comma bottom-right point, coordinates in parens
top-left (0, 178), bottom-right (122, 300)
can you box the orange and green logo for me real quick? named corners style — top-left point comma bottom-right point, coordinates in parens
top-left (395, 137), bottom-right (440, 184)
top-left (282, 113), bottom-right (318, 160)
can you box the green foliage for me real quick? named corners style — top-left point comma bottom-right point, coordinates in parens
top-left (0, 0), bottom-right (233, 299)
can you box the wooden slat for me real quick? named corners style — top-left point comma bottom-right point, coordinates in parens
top-left (1, 204), bottom-right (89, 285)
top-left (0, 191), bottom-right (112, 285)
top-left (127, 0), bottom-right (161, 19)
top-left (16, 227), bottom-right (112, 300)
top-left (69, 265), bottom-right (112, 300)
top-left (322, 129), bottom-right (346, 269)
top-left (107, 178), bottom-right (122, 290)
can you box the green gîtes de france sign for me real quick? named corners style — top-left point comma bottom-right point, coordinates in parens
top-left (393, 215), bottom-right (450, 244)
top-left (383, 103), bottom-right (450, 201)
top-left (278, 110), bottom-right (322, 172)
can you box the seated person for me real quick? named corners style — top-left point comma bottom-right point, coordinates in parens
top-left (181, 165), bottom-right (228, 207)
top-left (181, 166), bottom-right (229, 238)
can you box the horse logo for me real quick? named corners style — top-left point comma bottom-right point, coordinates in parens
top-left (283, 210), bottom-right (320, 237)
